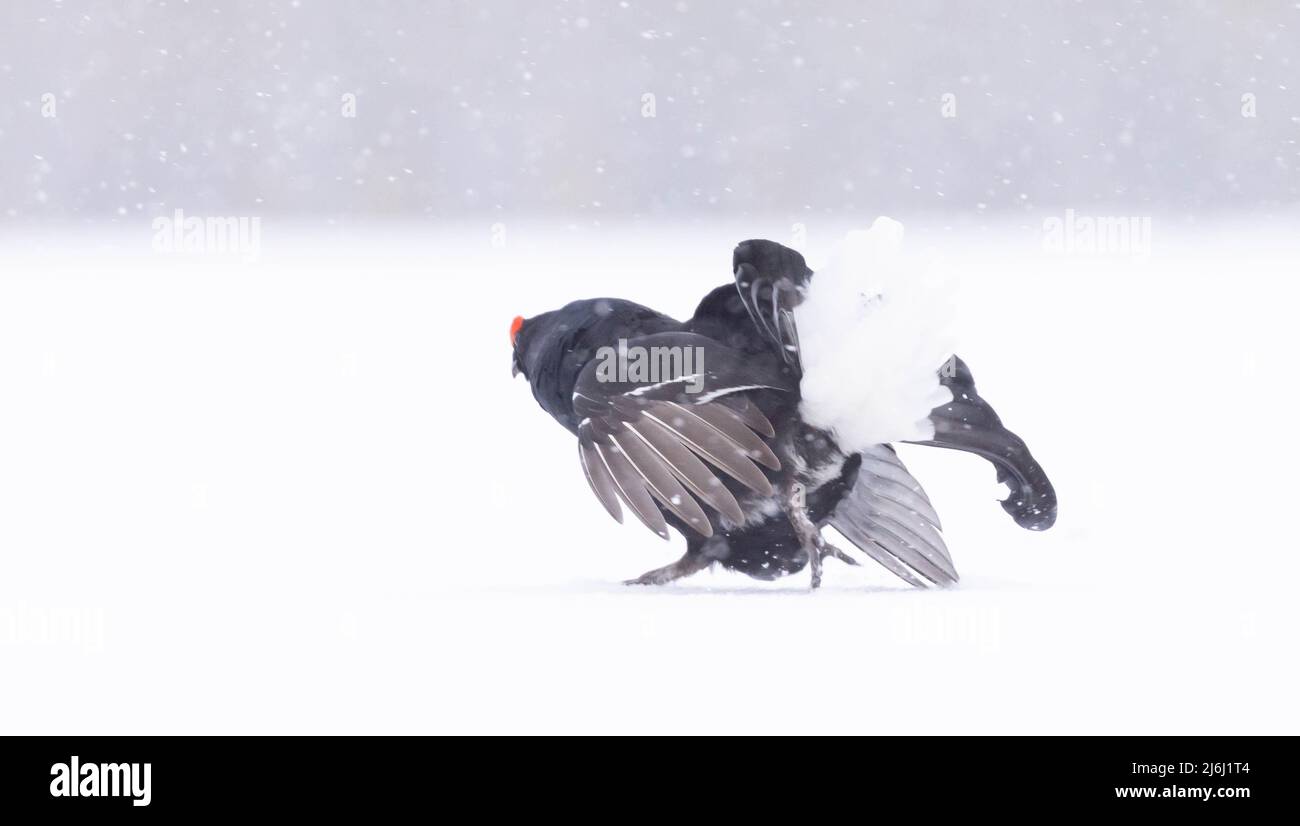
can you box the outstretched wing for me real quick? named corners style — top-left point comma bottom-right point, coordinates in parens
top-left (572, 332), bottom-right (791, 540)
top-left (828, 445), bottom-right (958, 587)
top-left (731, 240), bottom-right (814, 368)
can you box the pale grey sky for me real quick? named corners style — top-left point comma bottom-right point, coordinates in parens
top-left (1, 0), bottom-right (1296, 223)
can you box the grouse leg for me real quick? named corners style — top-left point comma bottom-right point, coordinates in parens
top-left (783, 481), bottom-right (853, 589)
top-left (624, 549), bottom-right (712, 586)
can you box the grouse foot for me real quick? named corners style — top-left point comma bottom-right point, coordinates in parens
top-left (821, 544), bottom-right (859, 566)
top-left (624, 551), bottom-right (712, 586)
top-left (783, 482), bottom-right (851, 589)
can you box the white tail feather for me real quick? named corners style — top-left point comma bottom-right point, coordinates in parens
top-left (794, 217), bottom-right (954, 451)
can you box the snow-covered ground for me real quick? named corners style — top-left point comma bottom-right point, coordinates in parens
top-left (1, 217), bottom-right (1296, 734)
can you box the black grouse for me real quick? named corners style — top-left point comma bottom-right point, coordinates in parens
top-left (510, 228), bottom-right (1056, 588)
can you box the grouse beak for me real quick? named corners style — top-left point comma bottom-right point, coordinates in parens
top-left (511, 361), bottom-right (520, 378)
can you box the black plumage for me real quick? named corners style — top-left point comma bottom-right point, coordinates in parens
top-left (511, 239), bottom-right (1056, 588)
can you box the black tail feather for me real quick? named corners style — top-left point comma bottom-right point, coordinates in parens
top-left (909, 357), bottom-right (1058, 531)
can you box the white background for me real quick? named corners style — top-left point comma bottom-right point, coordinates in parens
top-left (2, 217), bottom-right (1296, 734)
